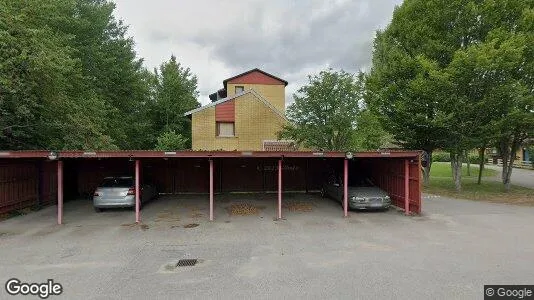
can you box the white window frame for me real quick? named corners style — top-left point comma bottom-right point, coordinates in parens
top-left (217, 122), bottom-right (235, 137)
top-left (235, 86), bottom-right (244, 94)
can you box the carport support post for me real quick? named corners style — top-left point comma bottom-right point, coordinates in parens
top-left (278, 159), bottom-right (282, 220)
top-left (404, 159), bottom-right (410, 215)
top-left (343, 159), bottom-right (348, 217)
top-left (57, 160), bottom-right (63, 225)
top-left (209, 159), bottom-right (214, 221)
top-left (135, 159), bottom-right (141, 223)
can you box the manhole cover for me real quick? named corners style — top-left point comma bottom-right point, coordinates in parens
top-left (183, 223), bottom-right (199, 228)
top-left (176, 259), bottom-right (198, 267)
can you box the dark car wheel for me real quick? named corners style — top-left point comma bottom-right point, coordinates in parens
top-left (94, 207), bottom-right (103, 213)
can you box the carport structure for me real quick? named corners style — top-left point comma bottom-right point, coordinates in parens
top-left (0, 150), bottom-right (422, 224)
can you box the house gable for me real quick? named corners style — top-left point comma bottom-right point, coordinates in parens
top-left (184, 89), bottom-right (286, 121)
top-left (223, 68), bottom-right (288, 89)
top-left (190, 90), bottom-right (287, 151)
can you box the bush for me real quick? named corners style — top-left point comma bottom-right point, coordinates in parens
top-left (155, 130), bottom-right (188, 150)
top-left (467, 152), bottom-right (482, 165)
top-left (432, 151), bottom-right (450, 162)
top-left (432, 151), bottom-right (484, 164)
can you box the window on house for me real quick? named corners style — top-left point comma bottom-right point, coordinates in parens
top-left (217, 122), bottom-right (235, 137)
top-left (235, 86), bottom-right (244, 94)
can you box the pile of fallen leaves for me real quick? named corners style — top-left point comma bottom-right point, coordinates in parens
top-left (120, 223), bottom-right (149, 231)
top-left (154, 211), bottom-right (181, 223)
top-left (283, 201), bottom-right (315, 212)
top-left (227, 203), bottom-right (262, 216)
top-left (183, 223), bottom-right (199, 228)
top-left (189, 208), bottom-right (204, 218)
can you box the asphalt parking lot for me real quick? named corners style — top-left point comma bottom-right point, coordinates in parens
top-left (1, 193), bottom-right (534, 299)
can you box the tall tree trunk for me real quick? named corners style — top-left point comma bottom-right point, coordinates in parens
top-left (422, 150), bottom-right (432, 186)
top-left (477, 147), bottom-right (486, 185)
top-left (503, 157), bottom-right (513, 192)
top-left (500, 140), bottom-right (510, 183)
top-left (465, 150), bottom-right (471, 176)
top-left (500, 136), bottom-right (520, 192)
top-left (450, 152), bottom-right (463, 192)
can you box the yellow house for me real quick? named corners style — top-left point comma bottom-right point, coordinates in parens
top-left (185, 68), bottom-right (295, 151)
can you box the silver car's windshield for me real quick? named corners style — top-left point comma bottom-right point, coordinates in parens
top-left (100, 178), bottom-right (133, 187)
top-left (353, 177), bottom-right (374, 187)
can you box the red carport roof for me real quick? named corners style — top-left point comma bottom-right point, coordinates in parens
top-left (0, 150), bottom-right (421, 159)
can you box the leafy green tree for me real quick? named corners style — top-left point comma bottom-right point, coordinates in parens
top-left (155, 130), bottom-right (187, 150)
top-left (68, 0), bottom-right (152, 149)
top-left (366, 0), bottom-right (534, 191)
top-left (0, 0), bottom-right (114, 150)
top-left (352, 110), bottom-right (392, 150)
top-left (0, 0), bottom-right (155, 150)
top-left (485, 1), bottom-right (534, 191)
top-left (441, 0), bottom-right (534, 190)
top-left (152, 55), bottom-right (199, 148)
top-left (279, 69), bottom-right (363, 151)
top-left (365, 0), bottom-right (457, 185)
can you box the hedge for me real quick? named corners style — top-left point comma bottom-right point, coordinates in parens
top-left (431, 151), bottom-right (483, 164)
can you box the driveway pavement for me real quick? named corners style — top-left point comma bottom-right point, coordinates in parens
top-left (485, 164), bottom-right (534, 189)
top-left (1, 193), bottom-right (534, 300)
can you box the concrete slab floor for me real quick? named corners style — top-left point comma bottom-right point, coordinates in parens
top-left (1, 193), bottom-right (534, 300)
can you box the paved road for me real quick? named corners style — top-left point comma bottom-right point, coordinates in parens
top-left (485, 164), bottom-right (534, 189)
top-left (1, 194), bottom-right (534, 300)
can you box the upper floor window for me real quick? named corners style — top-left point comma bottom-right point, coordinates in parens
top-left (235, 86), bottom-right (244, 94)
top-left (217, 122), bottom-right (235, 137)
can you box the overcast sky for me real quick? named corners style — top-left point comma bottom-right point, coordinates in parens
top-left (113, 0), bottom-right (402, 105)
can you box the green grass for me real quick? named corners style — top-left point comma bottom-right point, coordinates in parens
top-left (430, 162), bottom-right (497, 178)
top-left (424, 162), bottom-right (534, 206)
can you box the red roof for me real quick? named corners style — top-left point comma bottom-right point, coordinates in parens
top-left (223, 68), bottom-right (288, 89)
top-left (0, 150), bottom-right (421, 159)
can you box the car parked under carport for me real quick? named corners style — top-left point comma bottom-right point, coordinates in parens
top-left (0, 150), bottom-right (422, 224)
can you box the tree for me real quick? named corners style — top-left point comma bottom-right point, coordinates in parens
top-left (154, 130), bottom-right (187, 150)
top-left (0, 0), bottom-right (115, 150)
top-left (152, 55), bottom-right (200, 149)
top-left (366, 0), bottom-right (534, 191)
top-left (0, 0), bottom-right (155, 150)
top-left (68, 0), bottom-right (153, 149)
top-left (365, 0), bottom-right (463, 186)
top-left (486, 2), bottom-right (534, 191)
top-left (352, 109), bottom-right (392, 150)
top-left (279, 69), bottom-right (363, 151)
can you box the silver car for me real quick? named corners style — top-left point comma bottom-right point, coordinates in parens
top-left (321, 176), bottom-right (391, 210)
top-left (93, 176), bottom-right (157, 212)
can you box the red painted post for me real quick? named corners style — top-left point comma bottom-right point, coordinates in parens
top-left (343, 159), bottom-right (348, 217)
top-left (135, 159), bottom-right (140, 223)
top-left (209, 159), bottom-right (214, 221)
top-left (57, 160), bottom-right (63, 225)
top-left (278, 159), bottom-right (282, 219)
top-left (404, 159), bottom-right (410, 215)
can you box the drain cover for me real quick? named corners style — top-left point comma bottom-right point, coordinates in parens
top-left (176, 259), bottom-right (198, 267)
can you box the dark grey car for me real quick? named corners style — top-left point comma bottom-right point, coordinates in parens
top-left (321, 175), bottom-right (391, 210)
top-left (93, 176), bottom-right (157, 212)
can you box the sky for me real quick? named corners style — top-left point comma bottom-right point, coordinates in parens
top-left (113, 0), bottom-right (403, 105)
